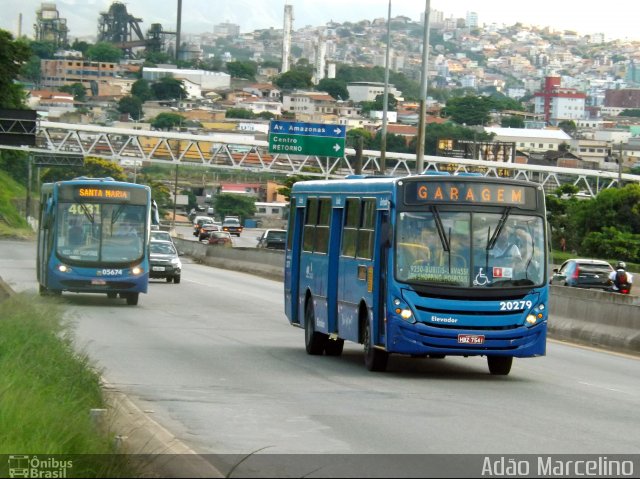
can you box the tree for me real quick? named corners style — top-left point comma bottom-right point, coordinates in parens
top-left (276, 175), bottom-right (315, 201)
top-left (0, 30), bottom-right (31, 109)
top-left (151, 77), bottom-right (187, 101)
top-left (86, 42), bottom-right (123, 62)
top-left (317, 78), bottom-right (349, 100)
top-left (558, 120), bottom-right (577, 137)
top-left (40, 157), bottom-right (126, 183)
top-left (619, 109), bottom-right (640, 117)
top-left (117, 96), bottom-right (143, 120)
top-left (225, 108), bottom-right (255, 119)
top-left (151, 112), bottom-right (186, 130)
top-left (501, 116), bottom-right (525, 128)
top-left (71, 39), bottom-right (90, 56)
top-left (441, 95), bottom-right (492, 126)
top-left (20, 55), bottom-right (42, 84)
top-left (131, 79), bottom-right (153, 102)
top-left (59, 83), bottom-right (87, 101)
top-left (226, 61), bottom-right (257, 80)
top-left (213, 193), bottom-right (256, 221)
top-left (273, 69), bottom-right (313, 91)
top-left (27, 40), bottom-right (57, 59)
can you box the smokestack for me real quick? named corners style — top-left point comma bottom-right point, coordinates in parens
top-left (176, 0), bottom-right (182, 61)
top-left (282, 4), bottom-right (293, 73)
top-left (18, 13), bottom-right (22, 37)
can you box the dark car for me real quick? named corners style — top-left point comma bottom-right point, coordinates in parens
top-left (256, 229), bottom-right (286, 250)
top-left (550, 259), bottom-right (614, 290)
top-left (208, 231), bottom-right (233, 247)
top-left (222, 219), bottom-right (243, 237)
top-left (198, 223), bottom-right (221, 241)
top-left (149, 240), bottom-right (182, 284)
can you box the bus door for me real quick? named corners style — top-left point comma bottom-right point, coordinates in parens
top-left (325, 198), bottom-right (344, 336)
top-left (284, 200), bottom-right (304, 325)
top-left (337, 198), bottom-right (377, 343)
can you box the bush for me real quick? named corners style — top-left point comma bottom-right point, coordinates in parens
top-left (580, 227), bottom-right (640, 263)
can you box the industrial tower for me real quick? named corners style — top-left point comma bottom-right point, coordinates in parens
top-left (97, 2), bottom-right (146, 57)
top-left (282, 4), bottom-right (293, 73)
top-left (34, 3), bottom-right (68, 47)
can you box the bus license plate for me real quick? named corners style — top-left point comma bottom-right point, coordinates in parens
top-left (91, 279), bottom-right (107, 285)
top-left (152, 266), bottom-right (166, 272)
top-left (458, 334), bottom-right (485, 345)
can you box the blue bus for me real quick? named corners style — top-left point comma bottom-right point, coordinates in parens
top-left (284, 174), bottom-right (549, 375)
top-left (37, 177), bottom-right (152, 305)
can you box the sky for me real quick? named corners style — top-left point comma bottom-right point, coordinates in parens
top-left (0, 0), bottom-right (637, 43)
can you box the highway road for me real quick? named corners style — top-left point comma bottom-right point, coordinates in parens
top-left (1, 239), bottom-right (639, 476)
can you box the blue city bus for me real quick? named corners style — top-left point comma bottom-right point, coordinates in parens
top-left (37, 177), bottom-right (152, 305)
top-left (284, 174), bottom-right (549, 375)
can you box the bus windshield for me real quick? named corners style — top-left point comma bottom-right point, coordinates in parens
top-left (56, 201), bottom-right (146, 264)
top-left (395, 210), bottom-right (545, 288)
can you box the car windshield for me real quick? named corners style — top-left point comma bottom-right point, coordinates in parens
top-left (150, 242), bottom-right (176, 255)
top-left (395, 210), bottom-right (546, 288)
top-left (56, 202), bottom-right (146, 264)
top-left (266, 231), bottom-right (286, 240)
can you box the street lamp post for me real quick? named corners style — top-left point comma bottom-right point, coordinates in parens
top-left (416, 0), bottom-right (431, 174)
top-left (380, 0), bottom-right (391, 175)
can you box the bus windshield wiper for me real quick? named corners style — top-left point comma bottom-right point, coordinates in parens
top-left (111, 204), bottom-right (127, 225)
top-left (77, 200), bottom-right (95, 224)
top-left (431, 206), bottom-right (450, 252)
top-left (487, 207), bottom-right (512, 250)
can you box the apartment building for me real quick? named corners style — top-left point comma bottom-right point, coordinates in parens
top-left (40, 59), bottom-right (120, 94)
top-left (533, 76), bottom-right (587, 125)
top-left (346, 82), bottom-right (403, 103)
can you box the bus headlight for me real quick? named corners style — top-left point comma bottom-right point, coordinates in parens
top-left (400, 309), bottom-right (413, 320)
top-left (58, 264), bottom-right (71, 273)
top-left (131, 266), bottom-right (143, 275)
top-left (526, 314), bottom-right (538, 325)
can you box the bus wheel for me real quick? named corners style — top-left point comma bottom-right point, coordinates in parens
top-left (363, 318), bottom-right (388, 372)
top-left (107, 292), bottom-right (117, 299)
top-left (304, 300), bottom-right (327, 355)
top-left (126, 293), bottom-right (139, 306)
top-left (487, 356), bottom-right (513, 375)
top-left (324, 338), bottom-right (344, 357)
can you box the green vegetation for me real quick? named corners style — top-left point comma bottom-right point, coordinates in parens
top-left (213, 193), bottom-right (256, 221)
top-left (0, 170), bottom-right (32, 239)
top-left (546, 184), bottom-right (640, 265)
top-left (0, 293), bottom-right (136, 476)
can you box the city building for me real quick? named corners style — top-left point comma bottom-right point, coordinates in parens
top-left (533, 77), bottom-right (587, 125)
top-left (346, 82), bottom-right (403, 103)
top-left (484, 127), bottom-right (572, 155)
top-left (142, 67), bottom-right (231, 93)
top-left (40, 59), bottom-right (121, 96)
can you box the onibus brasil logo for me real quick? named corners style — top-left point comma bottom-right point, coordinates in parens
top-left (8, 455), bottom-right (73, 478)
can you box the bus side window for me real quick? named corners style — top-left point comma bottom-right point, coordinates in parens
top-left (341, 198), bottom-right (360, 257)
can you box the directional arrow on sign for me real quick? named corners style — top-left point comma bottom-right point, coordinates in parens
top-left (333, 144), bottom-right (341, 152)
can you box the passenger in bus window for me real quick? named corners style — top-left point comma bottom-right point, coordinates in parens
top-left (68, 220), bottom-right (85, 247)
top-left (491, 227), bottom-right (522, 260)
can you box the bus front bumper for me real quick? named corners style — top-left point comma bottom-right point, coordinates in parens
top-left (387, 320), bottom-right (547, 358)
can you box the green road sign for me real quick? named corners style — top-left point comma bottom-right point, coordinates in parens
top-left (269, 133), bottom-right (345, 157)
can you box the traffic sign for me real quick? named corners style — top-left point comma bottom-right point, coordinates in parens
top-left (268, 120), bottom-right (346, 158)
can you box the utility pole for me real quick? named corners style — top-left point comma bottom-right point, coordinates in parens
top-left (380, 0), bottom-right (391, 175)
top-left (415, 0), bottom-right (431, 174)
top-left (355, 136), bottom-right (364, 175)
top-left (618, 141), bottom-right (623, 187)
top-left (175, 0), bottom-right (182, 62)
top-left (25, 155), bottom-right (32, 221)
top-left (172, 163), bottom-right (179, 228)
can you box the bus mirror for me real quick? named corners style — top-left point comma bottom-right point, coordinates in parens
top-left (42, 199), bottom-right (53, 229)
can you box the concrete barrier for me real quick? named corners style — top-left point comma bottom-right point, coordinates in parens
top-left (549, 285), bottom-right (640, 355)
top-left (173, 239), bottom-right (640, 356)
top-left (173, 238), bottom-right (284, 282)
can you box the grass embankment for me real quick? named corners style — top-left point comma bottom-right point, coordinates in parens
top-left (0, 170), bottom-right (34, 239)
top-left (0, 293), bottom-right (137, 477)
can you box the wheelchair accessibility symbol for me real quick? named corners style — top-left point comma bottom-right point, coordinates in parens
top-left (473, 268), bottom-right (490, 286)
